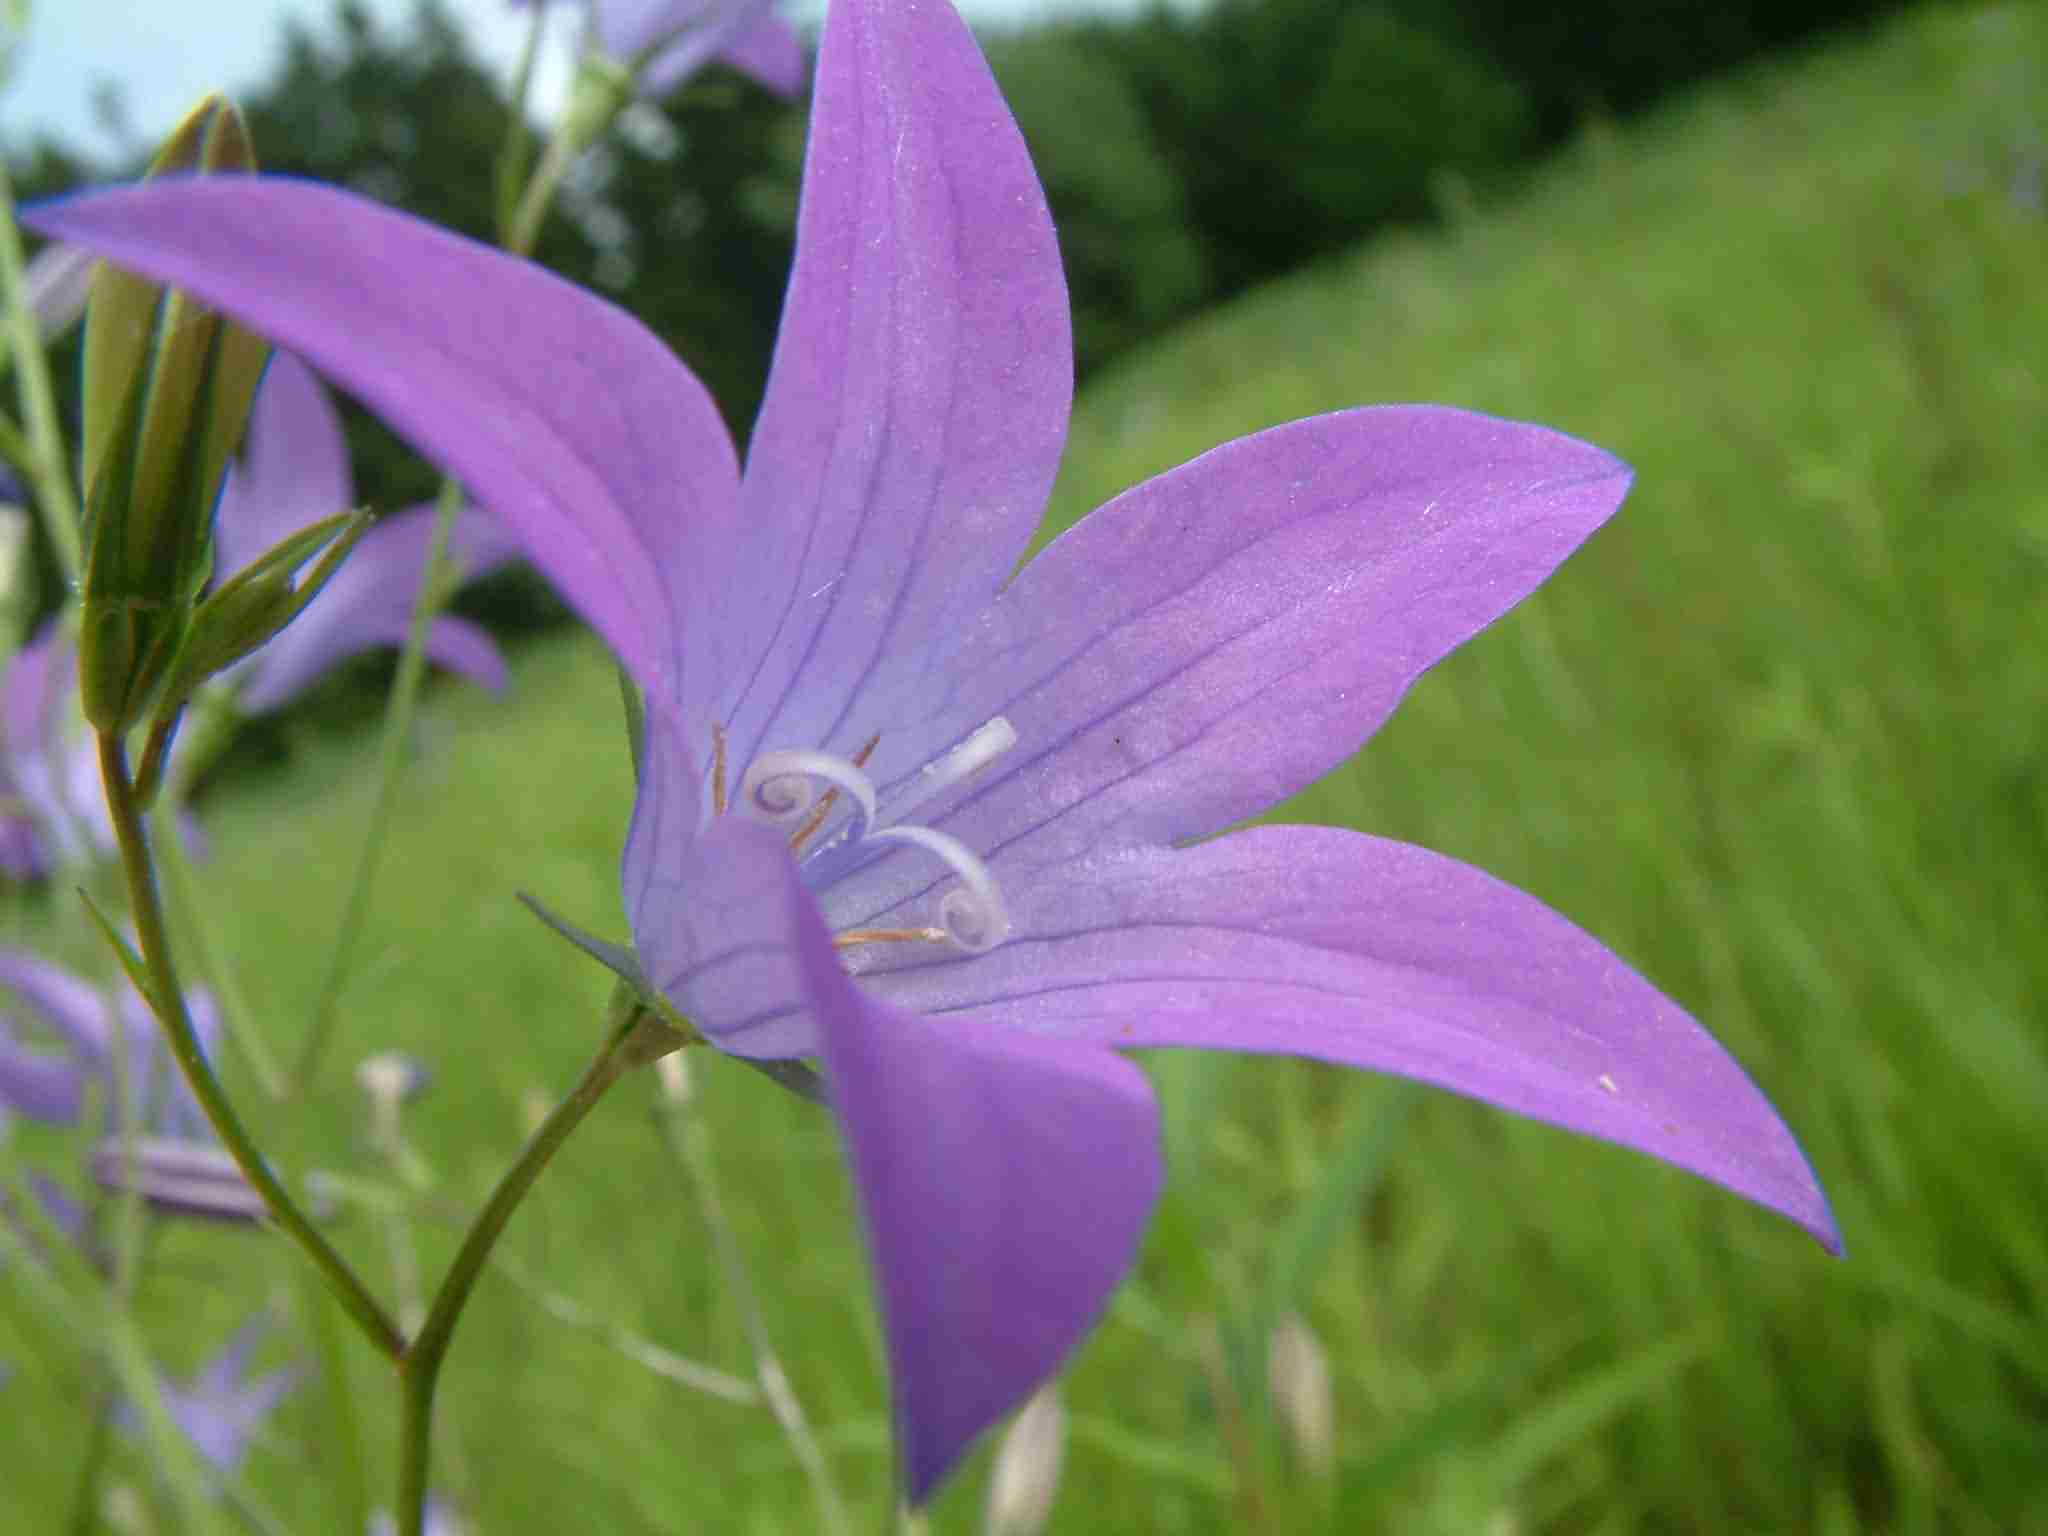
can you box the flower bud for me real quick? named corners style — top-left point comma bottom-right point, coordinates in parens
top-left (77, 94), bottom-right (269, 733)
top-left (355, 1049), bottom-right (432, 1109)
top-left (1266, 1313), bottom-right (1336, 1479)
top-left (983, 1385), bottom-right (1066, 1536)
top-left (655, 1047), bottom-right (693, 1107)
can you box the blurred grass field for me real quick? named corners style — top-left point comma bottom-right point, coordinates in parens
top-left (5, 3), bottom-right (2046, 1531)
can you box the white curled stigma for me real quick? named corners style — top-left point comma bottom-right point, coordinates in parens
top-left (739, 748), bottom-right (879, 839)
top-left (732, 717), bottom-right (1018, 955)
top-left (866, 823), bottom-right (1011, 953)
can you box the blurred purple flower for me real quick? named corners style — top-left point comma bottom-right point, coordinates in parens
top-left (515, 0), bottom-right (807, 98)
top-left (0, 624), bottom-right (111, 878)
top-left (22, 241), bottom-right (94, 341)
top-left (0, 947), bottom-right (219, 1140)
top-left (30, 0), bottom-right (1838, 1499)
top-left (119, 1316), bottom-right (303, 1477)
top-left (214, 350), bottom-right (520, 715)
top-left (369, 1498), bottom-right (465, 1536)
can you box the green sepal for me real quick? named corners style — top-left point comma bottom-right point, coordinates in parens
top-left (165, 506), bottom-right (370, 709)
top-left (516, 891), bottom-right (827, 1105)
top-left (517, 890), bottom-right (654, 994)
top-left (76, 94), bottom-right (268, 732)
top-left (130, 507), bottom-right (370, 808)
top-left (615, 661), bottom-right (646, 784)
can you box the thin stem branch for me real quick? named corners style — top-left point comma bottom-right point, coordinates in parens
top-left (66, 1383), bottom-right (119, 1536)
top-left (492, 1253), bottom-right (761, 1406)
top-left (393, 1019), bottom-right (641, 1535)
top-left (503, 56), bottom-right (628, 258)
top-left (297, 1249), bottom-right (374, 1536)
top-left (0, 161), bottom-right (83, 581)
top-left (293, 478), bottom-right (463, 1093)
top-left (654, 1061), bottom-right (850, 1536)
top-left (493, 0), bottom-right (549, 241)
top-left (96, 730), bottom-right (404, 1359)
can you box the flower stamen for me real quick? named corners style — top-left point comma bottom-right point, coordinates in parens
top-left (833, 926), bottom-right (949, 950)
top-left (711, 722), bottom-right (729, 817)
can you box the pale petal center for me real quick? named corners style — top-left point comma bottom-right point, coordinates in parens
top-left (720, 717), bottom-right (1017, 955)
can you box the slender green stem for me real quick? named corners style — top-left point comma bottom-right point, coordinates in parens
top-left (0, 403), bottom-right (34, 472)
top-left (154, 796), bottom-right (288, 1099)
top-left (504, 57), bottom-right (628, 258)
top-left (68, 1207), bottom-right (155, 1535)
top-left (504, 131), bottom-right (577, 259)
top-left (0, 1177), bottom-right (225, 1535)
top-left (298, 1251), bottom-right (374, 1536)
top-left (293, 478), bottom-right (463, 1093)
top-left (395, 1019), bottom-right (641, 1535)
top-left (493, 0), bottom-right (549, 241)
top-left (0, 161), bottom-right (83, 582)
top-left (66, 1384), bottom-right (118, 1536)
top-left (96, 730), bottom-right (405, 1359)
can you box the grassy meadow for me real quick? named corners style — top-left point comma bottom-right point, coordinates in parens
top-left (4, 3), bottom-right (2046, 1531)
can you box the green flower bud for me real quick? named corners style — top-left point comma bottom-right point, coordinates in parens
top-left (77, 94), bottom-right (269, 733)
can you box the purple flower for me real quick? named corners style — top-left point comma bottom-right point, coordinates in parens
top-left (120, 1316), bottom-right (303, 1476)
top-left (516, 0), bottom-right (807, 98)
top-left (369, 1498), bottom-right (465, 1536)
top-left (0, 947), bottom-right (219, 1140)
top-left (212, 350), bottom-right (520, 715)
top-left (0, 624), bottom-right (110, 877)
top-left (29, 0), bottom-right (1837, 1498)
top-left (22, 241), bottom-right (95, 341)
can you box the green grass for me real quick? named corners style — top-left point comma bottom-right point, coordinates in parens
top-left (6, 3), bottom-right (2047, 1530)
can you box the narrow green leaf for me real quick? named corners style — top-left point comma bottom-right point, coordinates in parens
top-left (76, 884), bottom-right (157, 1011)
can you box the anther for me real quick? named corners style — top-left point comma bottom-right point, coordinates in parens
top-left (711, 722), bottom-right (730, 817)
top-left (833, 926), bottom-right (949, 950)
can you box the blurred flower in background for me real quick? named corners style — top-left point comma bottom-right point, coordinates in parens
top-left (0, 623), bottom-right (111, 878)
top-left (212, 350), bottom-right (520, 717)
top-left (117, 1315), bottom-right (303, 1477)
top-left (0, 946), bottom-right (220, 1142)
top-left (20, 240), bottom-right (93, 342)
top-left (517, 0), bottom-right (807, 100)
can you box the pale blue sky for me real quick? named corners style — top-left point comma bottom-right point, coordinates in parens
top-left (1, 0), bottom-right (1167, 164)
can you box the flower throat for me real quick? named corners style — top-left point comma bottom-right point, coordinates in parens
top-left (712, 716), bottom-right (1018, 955)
